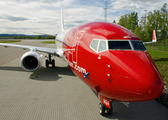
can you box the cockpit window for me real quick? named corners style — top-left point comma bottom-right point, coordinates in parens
top-left (108, 41), bottom-right (132, 50)
top-left (98, 41), bottom-right (107, 52)
top-left (131, 41), bottom-right (146, 50)
top-left (91, 39), bottom-right (146, 52)
top-left (90, 39), bottom-right (99, 52)
top-left (90, 39), bottom-right (107, 53)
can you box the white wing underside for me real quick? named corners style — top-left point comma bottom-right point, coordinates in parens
top-left (0, 43), bottom-right (63, 57)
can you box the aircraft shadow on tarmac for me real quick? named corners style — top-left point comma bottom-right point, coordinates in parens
top-left (0, 66), bottom-right (24, 72)
top-left (91, 86), bottom-right (168, 120)
top-left (108, 100), bottom-right (168, 120)
top-left (0, 66), bottom-right (75, 81)
top-left (1, 66), bottom-right (168, 119)
top-left (30, 66), bottom-right (75, 81)
top-left (91, 89), bottom-right (168, 119)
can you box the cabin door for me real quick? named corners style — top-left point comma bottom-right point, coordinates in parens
top-left (72, 31), bottom-right (85, 65)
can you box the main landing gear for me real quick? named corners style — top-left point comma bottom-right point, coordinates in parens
top-left (99, 102), bottom-right (113, 116)
top-left (45, 54), bottom-right (55, 68)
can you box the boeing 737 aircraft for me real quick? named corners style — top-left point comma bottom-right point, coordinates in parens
top-left (0, 8), bottom-right (163, 116)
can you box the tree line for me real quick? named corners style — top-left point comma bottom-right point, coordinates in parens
top-left (0, 35), bottom-right (55, 39)
top-left (114, 3), bottom-right (168, 44)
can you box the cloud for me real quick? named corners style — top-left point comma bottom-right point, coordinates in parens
top-left (0, 0), bottom-right (167, 34)
top-left (110, 0), bottom-right (145, 11)
top-left (123, 0), bottom-right (159, 3)
top-left (110, 0), bottom-right (167, 11)
top-left (0, 15), bottom-right (28, 21)
top-left (109, 0), bottom-right (167, 22)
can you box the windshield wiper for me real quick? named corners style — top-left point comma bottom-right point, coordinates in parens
top-left (115, 48), bottom-right (124, 51)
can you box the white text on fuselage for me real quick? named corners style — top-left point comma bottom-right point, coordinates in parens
top-left (68, 61), bottom-right (86, 74)
top-left (103, 99), bottom-right (110, 106)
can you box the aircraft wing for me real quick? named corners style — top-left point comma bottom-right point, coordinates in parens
top-left (0, 43), bottom-right (63, 57)
top-left (143, 41), bottom-right (156, 44)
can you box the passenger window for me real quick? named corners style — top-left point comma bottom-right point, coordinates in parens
top-left (90, 39), bottom-right (99, 52)
top-left (98, 41), bottom-right (107, 52)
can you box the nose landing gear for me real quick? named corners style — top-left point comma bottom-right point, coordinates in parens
top-left (99, 102), bottom-right (113, 116)
top-left (45, 54), bottom-right (55, 68)
top-left (98, 94), bottom-right (113, 116)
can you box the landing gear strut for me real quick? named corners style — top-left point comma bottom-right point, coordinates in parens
top-left (99, 102), bottom-right (113, 116)
top-left (45, 54), bottom-right (55, 68)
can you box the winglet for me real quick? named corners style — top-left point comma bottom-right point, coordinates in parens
top-left (152, 30), bottom-right (157, 43)
top-left (143, 29), bottom-right (157, 44)
top-left (61, 5), bottom-right (65, 32)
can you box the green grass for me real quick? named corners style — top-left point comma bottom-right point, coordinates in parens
top-left (147, 49), bottom-right (168, 107)
top-left (0, 40), bottom-right (21, 43)
top-left (145, 44), bottom-right (168, 51)
top-left (41, 41), bottom-right (55, 44)
top-left (147, 50), bottom-right (168, 84)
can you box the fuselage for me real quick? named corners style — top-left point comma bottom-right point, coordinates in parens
top-left (57, 22), bottom-right (163, 102)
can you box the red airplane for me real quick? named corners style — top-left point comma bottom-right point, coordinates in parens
top-left (0, 8), bottom-right (163, 116)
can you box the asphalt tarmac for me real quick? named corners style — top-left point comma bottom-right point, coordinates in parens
top-left (0, 40), bottom-right (168, 120)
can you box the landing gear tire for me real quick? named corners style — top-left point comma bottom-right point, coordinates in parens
top-left (99, 102), bottom-right (105, 116)
top-left (45, 54), bottom-right (55, 68)
top-left (107, 102), bottom-right (113, 115)
top-left (99, 102), bottom-right (113, 116)
top-left (52, 60), bottom-right (55, 67)
top-left (46, 60), bottom-right (49, 68)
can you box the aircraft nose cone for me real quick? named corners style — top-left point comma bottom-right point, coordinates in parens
top-left (116, 51), bottom-right (163, 101)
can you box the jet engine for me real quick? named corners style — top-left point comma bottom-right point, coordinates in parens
top-left (20, 51), bottom-right (42, 72)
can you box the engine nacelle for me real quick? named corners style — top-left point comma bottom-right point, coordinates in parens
top-left (20, 51), bottom-right (42, 72)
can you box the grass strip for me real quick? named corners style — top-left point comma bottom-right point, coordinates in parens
top-left (41, 41), bottom-right (55, 44)
top-left (147, 50), bottom-right (168, 84)
top-left (0, 40), bottom-right (21, 43)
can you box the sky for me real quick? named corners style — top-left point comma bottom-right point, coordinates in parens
top-left (0, 0), bottom-right (167, 35)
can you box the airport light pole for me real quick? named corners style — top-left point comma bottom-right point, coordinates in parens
top-left (104, 0), bottom-right (107, 22)
top-left (144, 10), bottom-right (147, 26)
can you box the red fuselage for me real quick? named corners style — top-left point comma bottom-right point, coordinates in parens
top-left (62, 22), bottom-right (163, 102)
